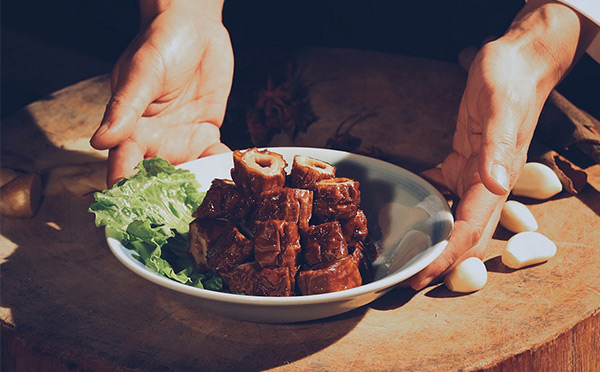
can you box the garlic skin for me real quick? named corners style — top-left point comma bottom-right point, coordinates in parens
top-left (512, 162), bottom-right (562, 200)
top-left (500, 200), bottom-right (538, 233)
top-left (502, 231), bottom-right (557, 269)
top-left (444, 257), bottom-right (488, 293)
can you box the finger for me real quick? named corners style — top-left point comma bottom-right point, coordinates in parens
top-left (477, 98), bottom-right (524, 196)
top-left (408, 181), bottom-right (504, 290)
top-left (106, 140), bottom-right (146, 187)
top-left (90, 45), bottom-right (163, 150)
top-left (201, 142), bottom-right (231, 157)
top-left (131, 120), bottom-right (225, 165)
top-left (420, 167), bottom-right (451, 195)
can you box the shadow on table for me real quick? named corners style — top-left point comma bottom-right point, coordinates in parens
top-left (1, 193), bottom-right (367, 372)
top-left (0, 106), bottom-right (367, 372)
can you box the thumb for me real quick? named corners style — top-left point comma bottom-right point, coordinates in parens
top-left (478, 107), bottom-right (521, 196)
top-left (90, 46), bottom-right (162, 150)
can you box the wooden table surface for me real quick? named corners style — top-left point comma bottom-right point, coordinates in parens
top-left (1, 48), bottom-right (599, 372)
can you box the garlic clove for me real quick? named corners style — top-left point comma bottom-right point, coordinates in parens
top-left (502, 231), bottom-right (557, 269)
top-left (444, 257), bottom-right (488, 293)
top-left (500, 200), bottom-right (538, 233)
top-left (512, 162), bottom-right (562, 200)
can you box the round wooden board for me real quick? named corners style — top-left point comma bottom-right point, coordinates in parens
top-left (1, 48), bottom-right (599, 372)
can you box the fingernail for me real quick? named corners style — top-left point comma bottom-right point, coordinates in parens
top-left (491, 164), bottom-right (509, 193)
top-left (91, 123), bottom-right (109, 141)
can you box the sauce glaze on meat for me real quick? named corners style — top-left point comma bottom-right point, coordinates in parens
top-left (188, 148), bottom-right (374, 296)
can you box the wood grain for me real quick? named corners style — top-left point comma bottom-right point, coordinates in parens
top-left (1, 48), bottom-right (599, 372)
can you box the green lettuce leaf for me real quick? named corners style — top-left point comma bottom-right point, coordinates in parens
top-left (89, 156), bottom-right (223, 290)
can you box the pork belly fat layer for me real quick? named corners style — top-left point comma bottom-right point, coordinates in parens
top-left (290, 155), bottom-right (336, 190)
top-left (231, 148), bottom-right (287, 198)
top-left (313, 177), bottom-right (361, 219)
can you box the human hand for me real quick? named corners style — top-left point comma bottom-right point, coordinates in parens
top-left (90, 0), bottom-right (233, 186)
top-left (408, 0), bottom-right (597, 290)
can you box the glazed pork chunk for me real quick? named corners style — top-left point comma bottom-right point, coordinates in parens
top-left (222, 262), bottom-right (298, 296)
top-left (301, 221), bottom-right (348, 267)
top-left (188, 218), bottom-right (253, 274)
top-left (290, 155), bottom-right (336, 190)
top-left (231, 148), bottom-right (287, 199)
top-left (296, 254), bottom-right (362, 295)
top-left (193, 179), bottom-right (251, 220)
top-left (340, 209), bottom-right (368, 245)
top-left (313, 177), bottom-right (361, 220)
top-left (188, 218), bottom-right (229, 272)
top-left (253, 188), bottom-right (313, 229)
top-left (254, 220), bottom-right (302, 269)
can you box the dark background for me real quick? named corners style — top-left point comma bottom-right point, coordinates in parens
top-left (2, 0), bottom-right (598, 120)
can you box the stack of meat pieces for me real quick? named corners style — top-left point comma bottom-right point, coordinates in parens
top-left (188, 148), bottom-right (373, 296)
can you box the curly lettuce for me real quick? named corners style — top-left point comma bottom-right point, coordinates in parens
top-left (89, 156), bottom-right (223, 290)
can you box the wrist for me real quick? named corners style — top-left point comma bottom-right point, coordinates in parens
top-left (499, 0), bottom-right (593, 93)
top-left (139, 0), bottom-right (224, 26)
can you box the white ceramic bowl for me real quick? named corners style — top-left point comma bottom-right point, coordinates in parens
top-left (106, 147), bottom-right (453, 323)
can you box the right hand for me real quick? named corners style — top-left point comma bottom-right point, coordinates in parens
top-left (90, 1), bottom-right (234, 186)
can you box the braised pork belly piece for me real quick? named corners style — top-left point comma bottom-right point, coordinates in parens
top-left (313, 177), bottom-right (361, 220)
top-left (189, 218), bottom-right (254, 274)
top-left (254, 220), bottom-right (301, 269)
top-left (188, 218), bottom-right (229, 272)
top-left (340, 209), bottom-right (368, 245)
top-left (193, 179), bottom-right (252, 220)
top-left (231, 148), bottom-right (287, 199)
top-left (290, 155), bottom-right (336, 190)
top-left (350, 241), bottom-right (374, 283)
top-left (301, 221), bottom-right (348, 267)
top-left (188, 150), bottom-right (374, 296)
top-left (296, 255), bottom-right (362, 295)
top-left (253, 187), bottom-right (313, 229)
top-left (222, 262), bottom-right (298, 296)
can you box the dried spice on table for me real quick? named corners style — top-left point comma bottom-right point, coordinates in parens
top-left (246, 70), bottom-right (318, 147)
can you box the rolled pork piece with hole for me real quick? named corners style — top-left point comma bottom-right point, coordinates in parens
top-left (341, 209), bottom-right (368, 244)
top-left (301, 221), bottom-right (348, 267)
top-left (193, 179), bottom-right (252, 220)
top-left (206, 222), bottom-right (254, 274)
top-left (188, 218), bottom-right (229, 271)
top-left (290, 155), bottom-right (336, 190)
top-left (222, 262), bottom-right (298, 296)
top-left (254, 220), bottom-right (301, 269)
top-left (313, 177), bottom-right (361, 220)
top-left (230, 148), bottom-right (287, 199)
top-left (253, 187), bottom-right (313, 229)
top-left (296, 255), bottom-right (362, 295)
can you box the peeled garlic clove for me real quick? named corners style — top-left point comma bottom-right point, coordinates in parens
top-left (512, 162), bottom-right (562, 199)
top-left (500, 200), bottom-right (538, 233)
top-left (502, 231), bottom-right (557, 269)
top-left (444, 257), bottom-right (487, 293)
